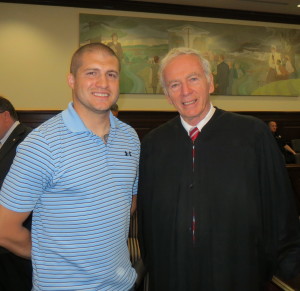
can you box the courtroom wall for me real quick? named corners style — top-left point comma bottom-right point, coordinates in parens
top-left (0, 2), bottom-right (300, 111)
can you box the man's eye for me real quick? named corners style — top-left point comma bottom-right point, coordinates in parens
top-left (87, 71), bottom-right (96, 76)
top-left (170, 83), bottom-right (180, 89)
top-left (108, 72), bottom-right (118, 79)
top-left (189, 77), bottom-right (199, 82)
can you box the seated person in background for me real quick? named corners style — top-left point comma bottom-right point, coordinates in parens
top-left (0, 96), bottom-right (32, 291)
top-left (268, 120), bottom-right (296, 163)
top-left (111, 103), bottom-right (119, 117)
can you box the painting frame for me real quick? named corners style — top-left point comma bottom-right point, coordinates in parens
top-left (79, 10), bottom-right (300, 97)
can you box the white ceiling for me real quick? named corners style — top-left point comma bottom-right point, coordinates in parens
top-left (131, 0), bottom-right (300, 16)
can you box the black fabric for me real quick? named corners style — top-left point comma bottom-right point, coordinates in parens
top-left (0, 123), bottom-right (32, 188)
top-left (0, 250), bottom-right (32, 291)
top-left (0, 123), bottom-right (32, 290)
top-left (138, 108), bottom-right (300, 291)
top-left (273, 132), bottom-right (295, 164)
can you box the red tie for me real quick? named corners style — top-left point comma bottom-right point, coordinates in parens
top-left (189, 127), bottom-right (199, 142)
top-left (189, 127), bottom-right (199, 245)
top-left (189, 127), bottom-right (199, 172)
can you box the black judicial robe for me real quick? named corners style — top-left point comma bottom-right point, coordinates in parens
top-left (0, 123), bottom-right (32, 188)
top-left (138, 108), bottom-right (300, 291)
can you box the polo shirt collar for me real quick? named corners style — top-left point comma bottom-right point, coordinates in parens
top-left (62, 102), bottom-right (117, 133)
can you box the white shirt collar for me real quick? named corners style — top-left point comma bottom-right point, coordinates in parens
top-left (180, 103), bottom-right (216, 134)
top-left (0, 121), bottom-right (20, 146)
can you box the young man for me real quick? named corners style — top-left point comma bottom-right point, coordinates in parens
top-left (138, 47), bottom-right (300, 291)
top-left (0, 43), bottom-right (140, 290)
top-left (0, 96), bottom-right (32, 290)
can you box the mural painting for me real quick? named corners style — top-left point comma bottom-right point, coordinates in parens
top-left (80, 13), bottom-right (300, 96)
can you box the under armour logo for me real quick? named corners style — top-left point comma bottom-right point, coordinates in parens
top-left (125, 151), bottom-right (132, 156)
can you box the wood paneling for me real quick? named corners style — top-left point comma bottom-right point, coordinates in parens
top-left (17, 110), bottom-right (300, 141)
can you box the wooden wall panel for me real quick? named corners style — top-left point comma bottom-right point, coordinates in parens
top-left (17, 110), bottom-right (300, 142)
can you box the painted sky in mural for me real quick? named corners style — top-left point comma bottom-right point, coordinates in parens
top-left (80, 14), bottom-right (300, 96)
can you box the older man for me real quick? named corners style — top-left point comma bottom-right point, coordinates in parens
top-left (138, 47), bottom-right (300, 291)
top-left (0, 96), bottom-right (32, 187)
top-left (0, 96), bottom-right (32, 290)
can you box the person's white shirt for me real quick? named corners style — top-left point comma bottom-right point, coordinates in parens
top-left (0, 121), bottom-right (20, 148)
top-left (181, 104), bottom-right (216, 134)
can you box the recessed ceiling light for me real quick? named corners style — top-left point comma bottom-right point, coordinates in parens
top-left (298, 4), bottom-right (300, 7)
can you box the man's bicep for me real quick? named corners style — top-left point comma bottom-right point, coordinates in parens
top-left (0, 205), bottom-right (31, 236)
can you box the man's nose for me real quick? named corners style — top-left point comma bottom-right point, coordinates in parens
top-left (181, 81), bottom-right (192, 95)
top-left (95, 75), bottom-right (108, 88)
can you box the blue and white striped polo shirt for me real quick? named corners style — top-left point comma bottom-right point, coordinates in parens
top-left (0, 102), bottom-right (140, 290)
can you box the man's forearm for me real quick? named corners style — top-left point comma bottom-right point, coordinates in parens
top-left (130, 195), bottom-right (137, 216)
top-left (0, 206), bottom-right (32, 259)
top-left (0, 226), bottom-right (31, 259)
top-left (284, 144), bottom-right (296, 155)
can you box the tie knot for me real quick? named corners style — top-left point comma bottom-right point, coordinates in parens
top-left (189, 127), bottom-right (199, 142)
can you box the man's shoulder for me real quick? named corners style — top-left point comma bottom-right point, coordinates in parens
top-left (143, 115), bottom-right (180, 142)
top-left (117, 118), bottom-right (134, 130)
top-left (34, 112), bottom-right (63, 132)
top-left (212, 108), bottom-right (270, 141)
top-left (115, 118), bottom-right (140, 145)
top-left (25, 113), bottom-right (64, 144)
top-left (215, 108), bottom-right (264, 127)
top-left (13, 122), bottom-right (32, 136)
top-left (5, 123), bottom-right (32, 145)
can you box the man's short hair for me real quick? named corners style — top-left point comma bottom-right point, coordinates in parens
top-left (0, 96), bottom-right (18, 120)
top-left (267, 120), bottom-right (276, 126)
top-left (70, 42), bottom-right (120, 75)
top-left (159, 47), bottom-right (212, 91)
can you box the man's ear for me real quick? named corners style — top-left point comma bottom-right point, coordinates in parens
top-left (2, 111), bottom-right (10, 121)
top-left (208, 74), bottom-right (215, 94)
top-left (67, 73), bottom-right (75, 89)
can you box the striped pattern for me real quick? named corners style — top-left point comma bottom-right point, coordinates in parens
top-left (189, 127), bottom-right (199, 171)
top-left (189, 127), bottom-right (199, 142)
top-left (0, 104), bottom-right (140, 290)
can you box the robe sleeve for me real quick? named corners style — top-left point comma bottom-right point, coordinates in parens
top-left (137, 134), bottom-right (153, 268)
top-left (258, 123), bottom-right (300, 280)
